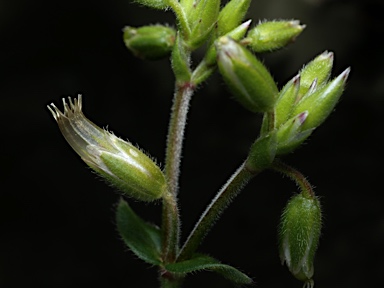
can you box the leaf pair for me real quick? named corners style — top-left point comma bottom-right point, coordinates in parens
top-left (116, 199), bottom-right (253, 285)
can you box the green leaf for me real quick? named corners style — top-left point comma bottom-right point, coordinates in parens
top-left (166, 254), bottom-right (253, 285)
top-left (116, 198), bottom-right (162, 265)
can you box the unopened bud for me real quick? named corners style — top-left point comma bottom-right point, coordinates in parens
top-left (123, 25), bottom-right (176, 60)
top-left (245, 20), bottom-right (305, 53)
top-left (216, 36), bottom-right (278, 113)
top-left (47, 95), bottom-right (167, 202)
top-left (279, 193), bottom-right (322, 286)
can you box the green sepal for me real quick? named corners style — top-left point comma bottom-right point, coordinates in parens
top-left (298, 51), bottom-right (334, 99)
top-left (217, 0), bottom-right (251, 36)
top-left (133, 0), bottom-right (168, 10)
top-left (186, 0), bottom-right (220, 50)
top-left (246, 131), bottom-right (277, 172)
top-left (116, 199), bottom-right (162, 265)
top-left (171, 33), bottom-right (192, 83)
top-left (166, 254), bottom-right (253, 285)
top-left (99, 148), bottom-right (166, 202)
top-left (292, 68), bottom-right (350, 131)
top-left (179, 0), bottom-right (195, 18)
top-left (274, 74), bottom-right (301, 129)
top-left (275, 112), bottom-right (313, 155)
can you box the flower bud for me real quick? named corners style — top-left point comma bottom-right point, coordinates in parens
top-left (292, 67), bottom-right (351, 131)
top-left (279, 193), bottom-right (322, 286)
top-left (216, 36), bottom-right (278, 113)
top-left (123, 25), bottom-right (176, 60)
top-left (186, 0), bottom-right (220, 49)
top-left (133, 0), bottom-right (168, 10)
top-left (298, 51), bottom-right (334, 99)
top-left (47, 95), bottom-right (167, 202)
top-left (217, 0), bottom-right (251, 36)
top-left (245, 20), bottom-right (305, 53)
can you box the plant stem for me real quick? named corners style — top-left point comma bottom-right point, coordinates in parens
top-left (177, 161), bottom-right (258, 261)
top-left (162, 82), bottom-right (194, 263)
top-left (162, 191), bottom-right (180, 263)
top-left (164, 83), bottom-right (194, 196)
top-left (270, 159), bottom-right (314, 198)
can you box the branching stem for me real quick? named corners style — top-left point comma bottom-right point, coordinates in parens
top-left (177, 161), bottom-right (259, 261)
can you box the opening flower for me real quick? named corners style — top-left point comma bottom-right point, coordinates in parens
top-left (48, 95), bottom-right (167, 202)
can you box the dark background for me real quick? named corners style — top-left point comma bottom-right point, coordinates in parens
top-left (1, 0), bottom-right (383, 287)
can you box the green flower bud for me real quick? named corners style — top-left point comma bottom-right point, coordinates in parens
top-left (186, 0), bottom-right (220, 49)
top-left (292, 67), bottom-right (351, 131)
top-left (133, 0), bottom-right (168, 10)
top-left (123, 25), bottom-right (176, 60)
top-left (217, 0), bottom-right (251, 36)
top-left (47, 95), bottom-right (167, 202)
top-left (245, 20), bottom-right (305, 53)
top-left (279, 193), bottom-right (322, 286)
top-left (216, 36), bottom-right (278, 113)
top-left (298, 51), bottom-right (334, 99)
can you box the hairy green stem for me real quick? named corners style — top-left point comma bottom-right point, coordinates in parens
top-left (162, 191), bottom-right (180, 263)
top-left (177, 161), bottom-right (258, 261)
top-left (271, 159), bottom-right (314, 198)
top-left (162, 82), bottom-right (194, 264)
top-left (165, 83), bottom-right (194, 195)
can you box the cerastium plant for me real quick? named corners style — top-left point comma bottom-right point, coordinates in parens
top-left (47, 0), bottom-right (350, 287)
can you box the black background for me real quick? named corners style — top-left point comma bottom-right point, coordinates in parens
top-left (1, 0), bottom-right (383, 287)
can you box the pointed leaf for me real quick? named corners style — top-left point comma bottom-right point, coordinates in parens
top-left (166, 254), bottom-right (253, 285)
top-left (116, 198), bottom-right (162, 265)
